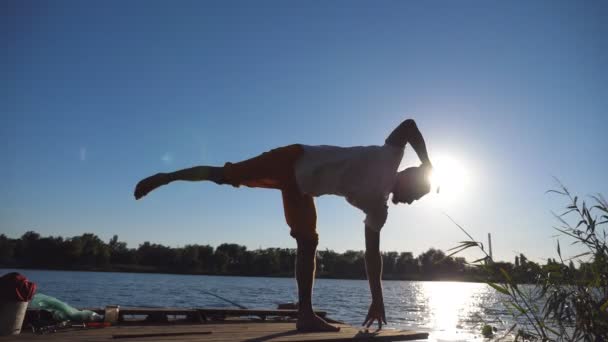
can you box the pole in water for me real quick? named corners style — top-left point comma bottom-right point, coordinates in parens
top-left (488, 233), bottom-right (493, 260)
top-left (201, 290), bottom-right (247, 309)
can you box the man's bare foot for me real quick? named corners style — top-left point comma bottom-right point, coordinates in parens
top-left (296, 313), bottom-right (340, 332)
top-left (134, 173), bottom-right (169, 199)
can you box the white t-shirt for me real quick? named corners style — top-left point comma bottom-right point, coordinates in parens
top-left (294, 144), bottom-right (404, 232)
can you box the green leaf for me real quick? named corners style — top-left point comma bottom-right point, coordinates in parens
top-left (499, 268), bottom-right (513, 283)
top-left (539, 322), bottom-right (561, 336)
top-left (472, 256), bottom-right (488, 264)
top-left (554, 227), bottom-right (581, 240)
top-left (446, 241), bottom-right (477, 252)
top-left (565, 252), bottom-right (591, 261)
top-left (559, 208), bottom-right (577, 217)
top-left (487, 282), bottom-right (510, 295)
top-left (444, 246), bottom-right (469, 259)
top-left (509, 302), bottom-right (526, 314)
top-left (601, 299), bottom-right (608, 312)
top-left (504, 323), bottom-right (518, 337)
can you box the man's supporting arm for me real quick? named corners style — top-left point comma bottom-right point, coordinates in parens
top-left (363, 225), bottom-right (387, 329)
top-left (385, 119), bottom-right (431, 166)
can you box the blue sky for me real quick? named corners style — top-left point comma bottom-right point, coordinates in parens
top-left (2, 1), bottom-right (607, 262)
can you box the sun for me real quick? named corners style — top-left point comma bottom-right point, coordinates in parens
top-left (428, 155), bottom-right (470, 202)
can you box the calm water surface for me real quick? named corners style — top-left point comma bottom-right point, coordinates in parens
top-left (2, 269), bottom-right (514, 341)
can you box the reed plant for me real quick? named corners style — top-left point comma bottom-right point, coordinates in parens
top-left (448, 182), bottom-right (608, 341)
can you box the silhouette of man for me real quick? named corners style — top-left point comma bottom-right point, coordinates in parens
top-left (134, 118), bottom-right (432, 331)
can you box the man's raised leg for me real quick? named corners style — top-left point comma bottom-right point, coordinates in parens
top-left (295, 238), bottom-right (340, 332)
top-left (134, 166), bottom-right (224, 199)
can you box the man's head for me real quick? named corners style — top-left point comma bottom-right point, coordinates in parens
top-left (392, 166), bottom-right (431, 205)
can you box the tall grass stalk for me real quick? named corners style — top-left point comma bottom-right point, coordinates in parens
top-left (448, 182), bottom-right (608, 341)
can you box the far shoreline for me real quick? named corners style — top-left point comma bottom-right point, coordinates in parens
top-left (0, 265), bottom-right (493, 283)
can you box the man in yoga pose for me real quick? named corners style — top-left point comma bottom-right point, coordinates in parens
top-left (134, 118), bottom-right (433, 332)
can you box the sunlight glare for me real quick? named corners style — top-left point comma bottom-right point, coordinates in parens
top-left (421, 282), bottom-right (485, 341)
top-left (428, 155), bottom-right (470, 203)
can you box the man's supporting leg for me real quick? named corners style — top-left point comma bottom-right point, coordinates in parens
top-left (295, 238), bottom-right (340, 332)
top-left (282, 188), bottom-right (339, 332)
top-left (134, 166), bottom-right (224, 199)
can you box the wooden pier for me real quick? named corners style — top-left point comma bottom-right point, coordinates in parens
top-left (5, 307), bottom-right (429, 341)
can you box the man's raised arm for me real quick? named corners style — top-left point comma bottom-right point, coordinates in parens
top-left (363, 225), bottom-right (387, 329)
top-left (385, 119), bottom-right (431, 166)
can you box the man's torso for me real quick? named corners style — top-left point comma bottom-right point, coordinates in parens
top-left (294, 144), bottom-right (403, 230)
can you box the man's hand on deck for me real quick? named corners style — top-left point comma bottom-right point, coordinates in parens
top-left (362, 299), bottom-right (387, 329)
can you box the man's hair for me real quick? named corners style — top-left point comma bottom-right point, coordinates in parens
top-left (396, 166), bottom-right (431, 197)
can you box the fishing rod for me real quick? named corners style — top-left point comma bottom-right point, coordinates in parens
top-left (200, 289), bottom-right (247, 309)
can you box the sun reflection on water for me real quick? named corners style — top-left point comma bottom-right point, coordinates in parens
top-left (418, 281), bottom-right (487, 341)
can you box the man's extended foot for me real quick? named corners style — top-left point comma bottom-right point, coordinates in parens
top-left (134, 173), bottom-right (170, 200)
top-left (296, 313), bottom-right (340, 332)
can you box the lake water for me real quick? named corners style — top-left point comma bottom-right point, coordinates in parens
top-left (2, 269), bottom-right (515, 341)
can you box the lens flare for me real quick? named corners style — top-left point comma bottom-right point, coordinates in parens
top-left (428, 156), bottom-right (470, 202)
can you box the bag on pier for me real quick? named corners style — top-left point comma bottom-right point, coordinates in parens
top-left (29, 293), bottom-right (102, 322)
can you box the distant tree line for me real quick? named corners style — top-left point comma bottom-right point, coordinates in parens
top-left (0, 231), bottom-right (590, 282)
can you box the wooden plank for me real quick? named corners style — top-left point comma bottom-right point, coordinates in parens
top-left (6, 322), bottom-right (428, 341)
top-left (196, 308), bottom-right (327, 320)
top-left (112, 331), bottom-right (213, 339)
top-left (107, 307), bottom-right (327, 318)
top-left (26, 307), bottom-right (328, 325)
